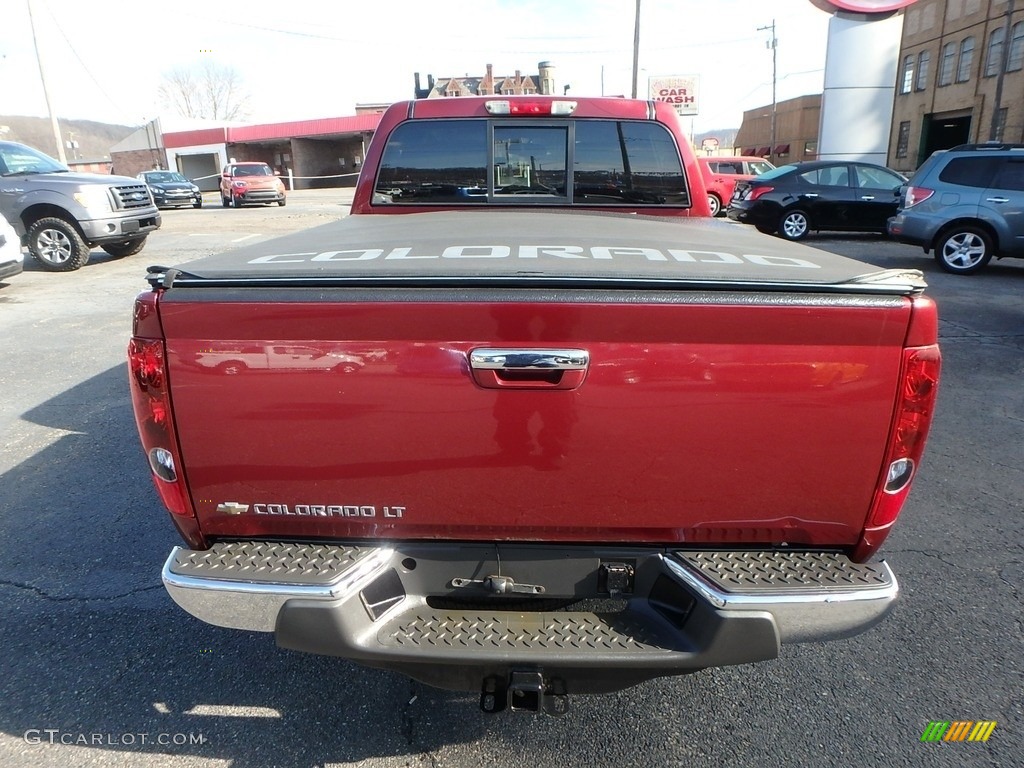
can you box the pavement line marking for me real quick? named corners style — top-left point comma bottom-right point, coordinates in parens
top-left (232, 234), bottom-right (261, 243)
top-left (184, 705), bottom-right (281, 718)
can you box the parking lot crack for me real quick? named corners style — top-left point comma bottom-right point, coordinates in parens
top-left (890, 549), bottom-right (966, 570)
top-left (0, 578), bottom-right (163, 602)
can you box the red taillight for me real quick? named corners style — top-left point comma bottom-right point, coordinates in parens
top-left (889, 351), bottom-right (940, 464)
top-left (904, 186), bottom-right (934, 208)
top-left (129, 337), bottom-right (191, 517)
top-left (852, 296), bottom-right (940, 561)
top-left (854, 343), bottom-right (940, 560)
top-left (748, 185), bottom-right (774, 201)
top-left (128, 293), bottom-right (203, 547)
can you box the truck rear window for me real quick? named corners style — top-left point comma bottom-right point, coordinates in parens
top-left (374, 119), bottom-right (689, 207)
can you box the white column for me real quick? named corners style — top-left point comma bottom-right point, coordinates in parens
top-left (818, 11), bottom-right (904, 164)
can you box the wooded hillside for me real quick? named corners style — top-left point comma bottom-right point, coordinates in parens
top-left (0, 115), bottom-right (134, 161)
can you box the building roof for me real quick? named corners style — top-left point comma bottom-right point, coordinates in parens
top-left (428, 73), bottom-right (540, 98)
top-left (163, 114), bottom-right (382, 148)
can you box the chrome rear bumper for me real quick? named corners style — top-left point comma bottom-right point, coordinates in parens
top-left (163, 542), bottom-right (897, 693)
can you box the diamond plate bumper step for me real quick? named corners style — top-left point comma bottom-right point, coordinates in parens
top-left (673, 550), bottom-right (893, 593)
top-left (163, 542), bottom-right (897, 693)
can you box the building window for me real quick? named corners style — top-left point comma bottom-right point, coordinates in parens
top-left (956, 37), bottom-right (975, 82)
top-left (985, 27), bottom-right (1005, 76)
top-left (895, 121), bottom-right (911, 159)
top-left (916, 50), bottom-right (931, 90)
top-left (803, 140), bottom-right (817, 157)
top-left (900, 55), bottom-right (914, 93)
top-left (1009, 21), bottom-right (1024, 71)
top-left (939, 41), bottom-right (956, 85)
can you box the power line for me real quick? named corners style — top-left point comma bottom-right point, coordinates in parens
top-left (40, 0), bottom-right (134, 123)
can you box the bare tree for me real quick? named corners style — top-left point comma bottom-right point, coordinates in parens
top-left (157, 61), bottom-right (251, 121)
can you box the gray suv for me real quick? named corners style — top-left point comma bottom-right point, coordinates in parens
top-left (888, 143), bottom-right (1024, 275)
top-left (0, 140), bottom-right (161, 272)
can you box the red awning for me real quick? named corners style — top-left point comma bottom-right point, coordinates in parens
top-left (774, 144), bottom-right (791, 155)
top-left (756, 146), bottom-right (771, 156)
top-left (743, 147), bottom-right (757, 156)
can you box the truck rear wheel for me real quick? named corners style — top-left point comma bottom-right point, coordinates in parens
top-left (101, 237), bottom-right (148, 258)
top-left (28, 217), bottom-right (90, 272)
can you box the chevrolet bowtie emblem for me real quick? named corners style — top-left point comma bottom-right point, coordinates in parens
top-left (216, 502), bottom-right (249, 515)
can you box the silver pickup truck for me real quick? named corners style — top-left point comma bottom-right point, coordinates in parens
top-left (0, 140), bottom-right (161, 272)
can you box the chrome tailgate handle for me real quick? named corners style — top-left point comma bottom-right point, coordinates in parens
top-left (469, 348), bottom-right (589, 389)
top-left (471, 349), bottom-right (589, 370)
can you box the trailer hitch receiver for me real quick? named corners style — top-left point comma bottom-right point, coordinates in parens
top-left (480, 672), bottom-right (569, 716)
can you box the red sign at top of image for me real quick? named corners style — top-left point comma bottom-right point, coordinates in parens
top-left (648, 76), bottom-right (699, 116)
top-left (808, 0), bottom-right (918, 13)
top-left (656, 88), bottom-right (695, 104)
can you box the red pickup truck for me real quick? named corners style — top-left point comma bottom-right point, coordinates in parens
top-left (130, 96), bottom-right (940, 715)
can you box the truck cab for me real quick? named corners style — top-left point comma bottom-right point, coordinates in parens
top-left (351, 96), bottom-right (710, 217)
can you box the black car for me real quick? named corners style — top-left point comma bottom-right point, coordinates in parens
top-left (726, 160), bottom-right (906, 241)
top-left (137, 171), bottom-right (203, 209)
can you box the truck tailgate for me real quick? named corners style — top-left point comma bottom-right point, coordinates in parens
top-left (158, 288), bottom-right (911, 547)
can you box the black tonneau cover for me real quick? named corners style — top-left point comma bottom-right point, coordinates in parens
top-left (151, 210), bottom-right (925, 295)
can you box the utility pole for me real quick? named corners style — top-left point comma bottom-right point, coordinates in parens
top-left (989, 0), bottom-right (1015, 141)
top-left (27, 0), bottom-right (66, 163)
top-left (758, 19), bottom-right (778, 160)
top-left (631, 0), bottom-right (641, 99)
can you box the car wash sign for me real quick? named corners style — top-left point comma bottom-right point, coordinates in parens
top-left (649, 75), bottom-right (699, 116)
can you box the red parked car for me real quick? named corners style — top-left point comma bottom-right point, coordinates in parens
top-left (219, 162), bottom-right (286, 208)
top-left (697, 155), bottom-right (774, 216)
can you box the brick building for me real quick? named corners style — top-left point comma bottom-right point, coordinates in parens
top-left (889, 0), bottom-right (1024, 173)
top-left (414, 62), bottom-right (557, 98)
top-left (734, 94), bottom-right (823, 164)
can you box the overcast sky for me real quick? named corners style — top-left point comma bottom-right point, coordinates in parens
top-left (1, 0), bottom-right (833, 134)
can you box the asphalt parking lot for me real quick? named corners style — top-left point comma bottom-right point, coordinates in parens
top-left (0, 192), bottom-right (1021, 768)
